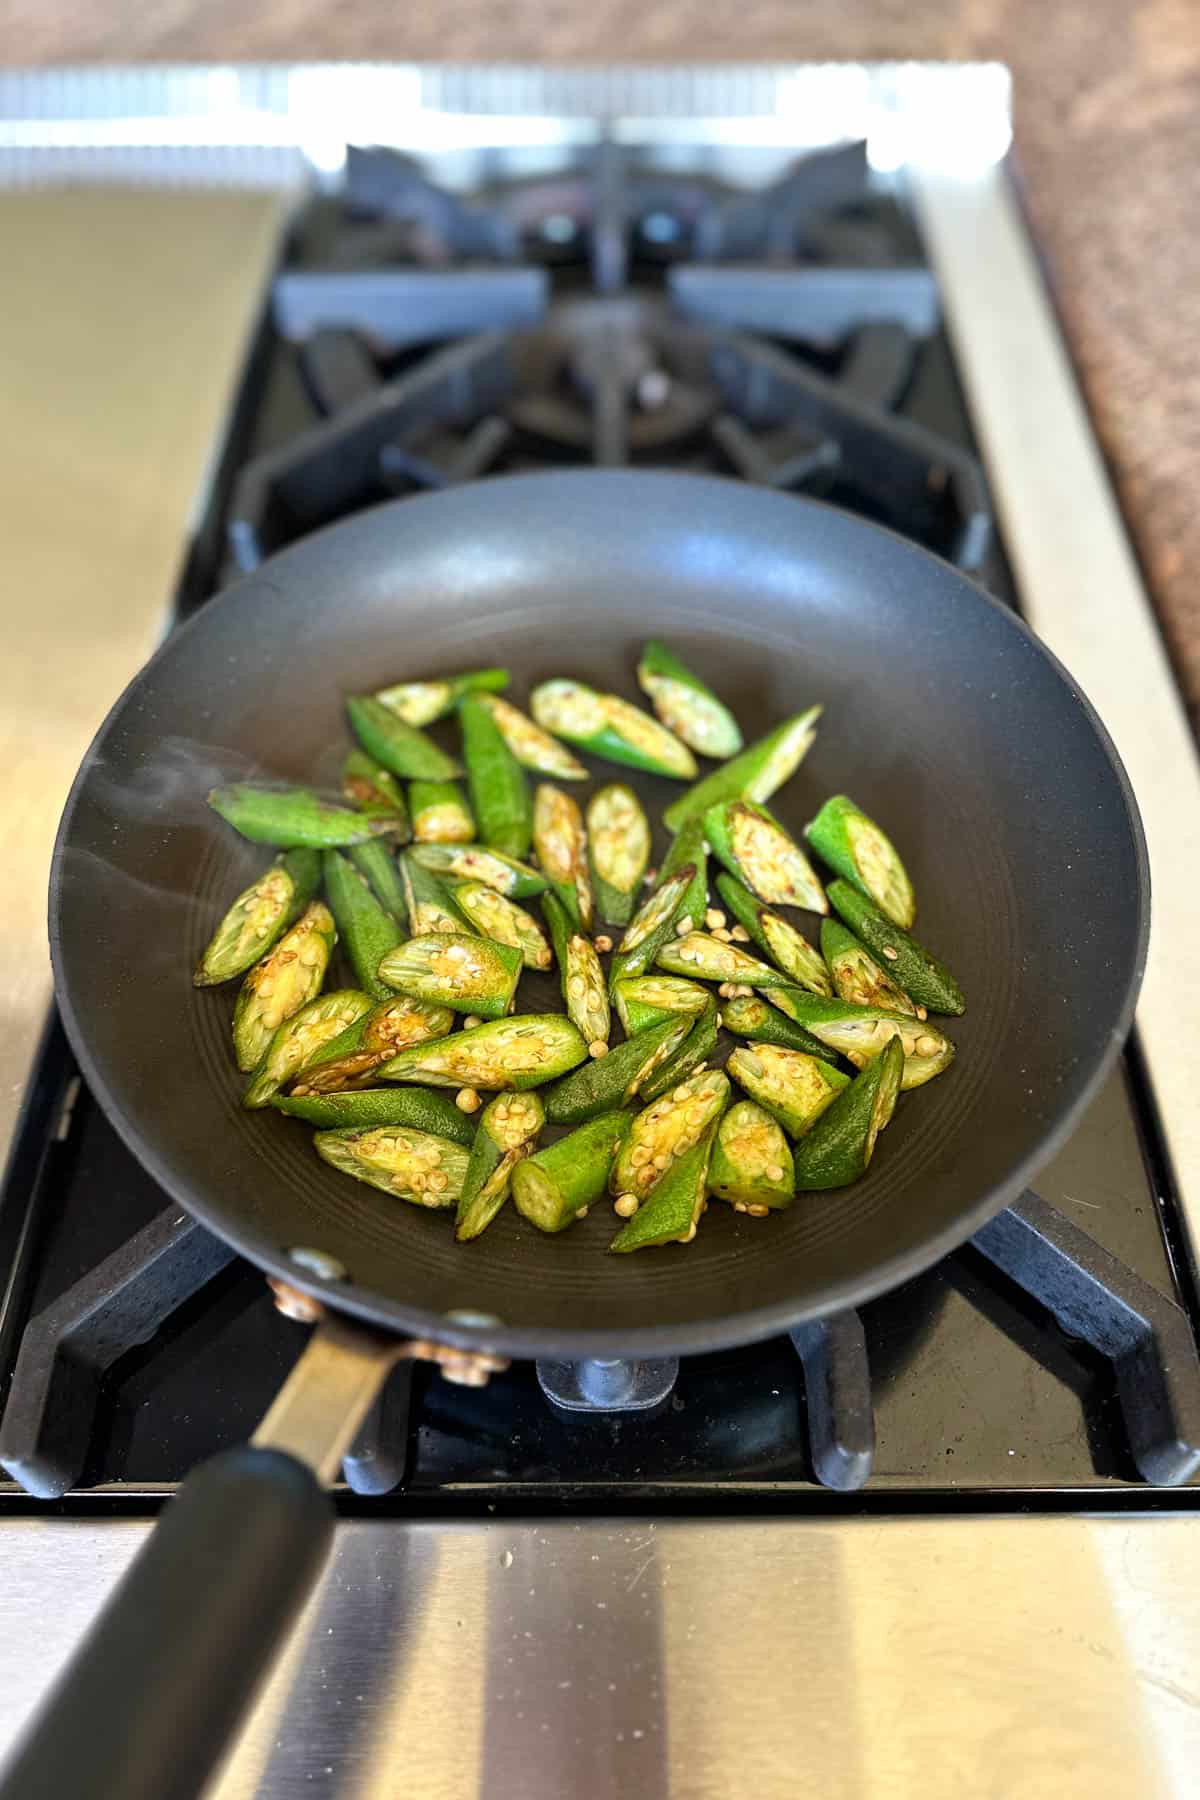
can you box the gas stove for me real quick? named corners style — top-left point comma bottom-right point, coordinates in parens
top-left (3, 64), bottom-right (1200, 1797)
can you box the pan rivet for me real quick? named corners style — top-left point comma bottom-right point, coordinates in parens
top-left (288, 1246), bottom-right (347, 1282)
top-left (445, 1309), bottom-right (502, 1329)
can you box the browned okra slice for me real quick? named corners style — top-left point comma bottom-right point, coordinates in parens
top-left (610, 1067), bottom-right (729, 1202)
top-left (378, 1015), bottom-right (588, 1092)
top-left (314, 1125), bottom-right (469, 1207)
top-left (376, 933), bottom-right (521, 1020)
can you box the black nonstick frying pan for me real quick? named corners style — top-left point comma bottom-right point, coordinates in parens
top-left (8, 472), bottom-right (1147, 1799)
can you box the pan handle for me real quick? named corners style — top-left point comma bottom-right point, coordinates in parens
top-left (0, 1312), bottom-right (404, 1800)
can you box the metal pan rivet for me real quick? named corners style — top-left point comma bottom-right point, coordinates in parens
top-left (287, 1247), bottom-right (346, 1282)
top-left (444, 1309), bottom-right (502, 1329)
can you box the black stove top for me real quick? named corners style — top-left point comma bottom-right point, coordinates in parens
top-left (3, 140), bottom-right (1198, 1507)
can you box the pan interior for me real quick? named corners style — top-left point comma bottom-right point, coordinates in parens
top-left (50, 473), bottom-right (1146, 1356)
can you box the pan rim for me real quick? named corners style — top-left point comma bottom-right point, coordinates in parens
top-left (48, 469), bottom-right (1150, 1359)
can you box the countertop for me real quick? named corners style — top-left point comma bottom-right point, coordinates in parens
top-left (3, 4), bottom-right (1198, 716)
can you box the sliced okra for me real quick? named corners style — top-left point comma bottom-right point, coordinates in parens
top-left (460, 693), bottom-right (533, 860)
top-left (512, 1110), bottom-right (632, 1233)
top-left (543, 891), bottom-right (610, 1049)
top-left (655, 817), bottom-right (709, 931)
top-left (379, 1014), bottom-right (588, 1092)
top-left (243, 989), bottom-right (372, 1109)
top-left (341, 751), bottom-right (412, 839)
top-left (208, 785), bottom-right (395, 850)
top-left (531, 679), bottom-right (697, 780)
top-left (613, 975), bottom-right (709, 1036)
top-left (663, 705), bottom-right (822, 833)
top-left (828, 881), bottom-right (964, 1016)
top-left (606, 865), bottom-right (694, 992)
top-left (720, 993), bottom-right (838, 1062)
top-left (374, 668), bottom-right (509, 727)
top-left (409, 842), bottom-right (548, 899)
top-left (708, 1100), bottom-right (794, 1212)
top-left (610, 1067), bottom-right (729, 1202)
top-left (715, 873), bottom-right (831, 995)
top-left (820, 918), bottom-right (917, 1016)
top-left (455, 1091), bottom-right (545, 1242)
top-left (532, 784), bottom-right (593, 928)
top-left (348, 841), bottom-right (408, 929)
top-left (453, 879), bottom-right (552, 972)
top-left (752, 989), bottom-right (954, 1091)
top-left (805, 796), bottom-right (915, 929)
top-left (543, 1012), bottom-right (692, 1125)
top-left (322, 849), bottom-right (402, 1002)
top-left (610, 1119), bottom-right (719, 1252)
top-left (704, 800), bottom-right (827, 914)
top-left (273, 1084), bottom-right (473, 1143)
top-left (400, 849), bottom-right (474, 936)
top-left (376, 933), bottom-right (521, 1020)
top-left (193, 847), bottom-right (320, 987)
top-left (791, 1036), bottom-right (904, 1190)
top-left (346, 695), bottom-right (460, 782)
top-left (315, 1125), bottom-right (469, 1208)
top-left (292, 994), bottom-right (455, 1093)
top-left (656, 931), bottom-right (793, 988)
top-left (475, 693), bottom-right (587, 780)
top-left (232, 901), bottom-right (335, 1073)
top-left (586, 784), bottom-right (651, 926)
top-left (726, 1044), bottom-right (849, 1139)
top-left (410, 780), bottom-right (475, 845)
top-left (636, 640), bottom-right (744, 760)
top-left (638, 997), bottom-right (719, 1104)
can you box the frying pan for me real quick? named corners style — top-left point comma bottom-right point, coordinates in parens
top-left (7, 472), bottom-right (1147, 1799)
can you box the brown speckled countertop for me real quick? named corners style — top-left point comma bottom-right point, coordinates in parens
top-left (4, 1), bottom-right (1198, 711)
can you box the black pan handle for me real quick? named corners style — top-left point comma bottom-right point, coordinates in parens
top-left (0, 1312), bottom-right (404, 1800)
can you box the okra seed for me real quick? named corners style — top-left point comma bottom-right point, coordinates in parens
top-left (713, 928), bottom-right (733, 943)
top-left (576, 1206), bottom-right (589, 1220)
top-left (257, 979), bottom-right (275, 998)
top-left (705, 909), bottom-right (726, 931)
top-left (882, 946), bottom-right (900, 961)
top-left (653, 1153), bottom-right (670, 1171)
top-left (734, 1202), bottom-right (748, 1214)
top-left (917, 1005), bottom-right (928, 1021)
top-left (594, 935), bottom-right (613, 953)
top-left (588, 1040), bottom-right (608, 1059)
top-left (456, 1088), bottom-right (482, 1113)
top-left (766, 1164), bottom-right (786, 1182)
top-left (916, 1034), bottom-right (941, 1056)
top-left (672, 1085), bottom-right (691, 1103)
top-left (614, 1194), bottom-right (640, 1218)
top-left (676, 917), bottom-right (694, 935)
top-left (746, 1204), bottom-right (770, 1218)
top-left (717, 982), bottom-right (733, 998)
top-left (730, 925), bottom-right (751, 942)
top-left (463, 1015), bottom-right (483, 1030)
top-left (569, 976), bottom-right (586, 998)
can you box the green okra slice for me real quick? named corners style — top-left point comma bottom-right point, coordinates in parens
top-left (400, 850), bottom-right (473, 935)
top-left (232, 901), bottom-right (336, 1073)
top-left (193, 847), bottom-right (320, 986)
top-left (409, 843), bottom-right (548, 899)
top-left (720, 993), bottom-right (838, 1062)
top-left (475, 693), bottom-right (587, 780)
top-left (610, 1067), bottom-right (729, 1202)
top-left (376, 933), bottom-right (521, 1020)
top-left (663, 705), bottom-right (822, 833)
top-left (607, 865), bottom-right (695, 992)
top-left (827, 881), bottom-right (964, 1016)
top-left (243, 989), bottom-right (372, 1109)
top-left (379, 1014), bottom-right (588, 1092)
top-left (322, 849), bottom-right (402, 1002)
top-left (791, 1036), bottom-right (904, 1190)
top-left (636, 640), bottom-right (744, 760)
top-left (348, 842), bottom-right (408, 928)
top-left (751, 989), bottom-right (954, 1091)
top-left (341, 751), bottom-right (412, 840)
top-left (532, 783), bottom-right (593, 929)
top-left (715, 873), bottom-right (831, 995)
top-left (531, 679), bottom-right (697, 780)
top-left (512, 1110), bottom-right (632, 1233)
top-left (708, 1100), bottom-right (794, 1212)
top-left (273, 1085), bottom-right (473, 1142)
top-left (346, 695), bottom-right (460, 783)
top-left (586, 783), bottom-right (651, 927)
top-left (455, 1091), bottom-right (545, 1242)
top-left (543, 891), bottom-right (610, 1050)
top-left (704, 800), bottom-right (827, 914)
top-left (543, 1012), bottom-right (692, 1125)
top-left (655, 817), bottom-right (709, 931)
top-left (410, 780), bottom-right (475, 845)
top-left (315, 1125), bottom-right (469, 1208)
top-left (207, 785), bottom-right (395, 850)
top-left (613, 975), bottom-right (710, 1036)
top-left (460, 693), bottom-right (533, 860)
top-left (453, 879), bottom-right (552, 972)
top-left (374, 668), bottom-right (509, 727)
top-left (726, 1044), bottom-right (849, 1139)
top-left (291, 994), bottom-right (455, 1093)
top-left (820, 918), bottom-right (917, 1016)
top-left (610, 1122), bottom-right (719, 1252)
top-left (638, 997), bottom-right (719, 1104)
top-left (806, 796), bottom-right (915, 929)
top-left (656, 931), bottom-right (794, 988)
